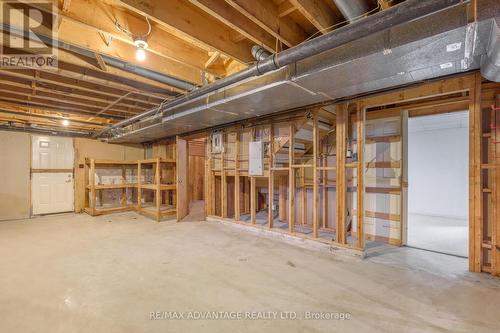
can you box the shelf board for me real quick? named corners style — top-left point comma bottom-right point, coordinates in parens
top-left (87, 183), bottom-right (138, 189)
top-left (85, 205), bottom-right (137, 215)
top-left (93, 160), bottom-right (138, 165)
top-left (140, 184), bottom-right (176, 190)
top-left (140, 158), bottom-right (176, 164)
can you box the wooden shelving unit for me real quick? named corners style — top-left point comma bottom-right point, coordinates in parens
top-left (138, 158), bottom-right (177, 222)
top-left (84, 157), bottom-right (178, 222)
top-left (84, 159), bottom-right (138, 216)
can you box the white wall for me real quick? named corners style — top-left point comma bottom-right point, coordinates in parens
top-left (408, 111), bottom-right (468, 219)
top-left (0, 131), bottom-right (31, 221)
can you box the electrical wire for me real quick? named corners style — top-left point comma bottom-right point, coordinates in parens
top-left (114, 15), bottom-right (152, 38)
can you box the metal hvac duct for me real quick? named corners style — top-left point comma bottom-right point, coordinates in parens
top-left (481, 20), bottom-right (500, 82)
top-left (332, 0), bottom-right (372, 23)
top-left (97, 0), bottom-right (466, 138)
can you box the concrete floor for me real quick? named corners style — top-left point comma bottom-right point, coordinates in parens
top-left (1, 213), bottom-right (499, 333)
top-left (407, 213), bottom-right (468, 257)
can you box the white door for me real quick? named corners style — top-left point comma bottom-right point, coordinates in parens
top-left (31, 135), bottom-right (74, 215)
top-left (32, 173), bottom-right (74, 214)
top-left (32, 135), bottom-right (74, 169)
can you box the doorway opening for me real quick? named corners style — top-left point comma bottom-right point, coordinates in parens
top-left (407, 111), bottom-right (469, 257)
top-left (182, 136), bottom-right (206, 222)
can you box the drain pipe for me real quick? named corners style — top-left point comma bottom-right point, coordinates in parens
top-left (96, 0), bottom-right (467, 138)
top-left (251, 45), bottom-right (273, 61)
top-left (332, 0), bottom-right (373, 23)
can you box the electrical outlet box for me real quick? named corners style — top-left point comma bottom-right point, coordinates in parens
top-left (249, 141), bottom-right (263, 176)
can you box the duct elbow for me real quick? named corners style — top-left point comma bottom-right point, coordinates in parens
top-left (481, 22), bottom-right (500, 82)
top-left (332, 0), bottom-right (374, 23)
top-left (251, 45), bottom-right (272, 61)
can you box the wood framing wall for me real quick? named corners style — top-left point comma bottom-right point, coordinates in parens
top-left (200, 71), bottom-right (500, 276)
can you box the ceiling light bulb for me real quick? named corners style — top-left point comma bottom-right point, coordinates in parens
top-left (136, 48), bottom-right (146, 61)
top-left (62, 119), bottom-right (70, 126)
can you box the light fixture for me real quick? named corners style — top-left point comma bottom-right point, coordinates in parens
top-left (115, 16), bottom-right (151, 62)
top-left (62, 119), bottom-right (70, 126)
top-left (134, 37), bottom-right (148, 62)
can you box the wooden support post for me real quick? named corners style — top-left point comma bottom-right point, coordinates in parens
top-left (322, 155), bottom-right (327, 229)
top-left (235, 129), bottom-right (240, 221)
top-left (492, 94), bottom-right (499, 276)
top-left (221, 132), bottom-right (227, 218)
top-left (155, 158), bottom-right (161, 222)
top-left (279, 176), bottom-right (287, 221)
top-left (90, 159), bottom-right (96, 215)
top-left (84, 159), bottom-right (89, 211)
top-left (289, 123), bottom-right (295, 234)
top-left (138, 161), bottom-right (142, 210)
top-left (205, 136), bottom-right (212, 216)
top-left (300, 167), bottom-right (306, 225)
top-left (336, 104), bottom-right (348, 244)
top-left (469, 72), bottom-right (482, 272)
top-left (121, 166), bottom-right (127, 207)
top-left (268, 124), bottom-right (274, 228)
top-left (312, 111), bottom-right (319, 238)
top-left (250, 176), bottom-right (256, 224)
top-left (356, 103), bottom-right (365, 249)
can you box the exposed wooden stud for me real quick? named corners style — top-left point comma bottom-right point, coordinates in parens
top-left (312, 111), bottom-right (319, 238)
top-left (138, 161), bottom-right (142, 210)
top-left (289, 123), bottom-right (295, 234)
top-left (221, 132), bottom-right (227, 218)
top-left (469, 72), bottom-right (482, 272)
top-left (336, 104), bottom-right (348, 244)
top-left (250, 176), bottom-right (256, 224)
top-left (268, 124), bottom-right (274, 228)
top-left (155, 158), bottom-right (161, 222)
top-left (279, 176), bottom-right (287, 221)
top-left (356, 103), bottom-right (365, 249)
top-left (300, 167), bottom-right (306, 225)
top-left (235, 129), bottom-right (240, 221)
top-left (90, 159), bottom-right (96, 216)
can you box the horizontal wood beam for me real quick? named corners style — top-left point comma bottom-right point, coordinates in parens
top-left (0, 69), bottom-right (158, 109)
top-left (0, 81), bottom-right (143, 115)
top-left (118, 0), bottom-right (255, 63)
top-left (289, 0), bottom-right (342, 33)
top-left (0, 91), bottom-right (127, 120)
top-left (225, 0), bottom-right (307, 47)
top-left (189, 0), bottom-right (277, 53)
top-left (57, 0), bottom-right (228, 79)
top-left (0, 101), bottom-right (110, 126)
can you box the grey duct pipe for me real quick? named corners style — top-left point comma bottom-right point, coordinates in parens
top-left (0, 23), bottom-right (196, 92)
top-left (481, 21), bottom-right (500, 82)
top-left (251, 45), bottom-right (272, 61)
top-left (97, 0), bottom-right (467, 138)
top-left (332, 0), bottom-right (372, 23)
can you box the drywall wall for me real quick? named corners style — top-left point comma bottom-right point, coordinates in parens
top-left (408, 111), bottom-right (469, 219)
top-left (74, 138), bottom-right (144, 212)
top-left (0, 131), bottom-right (30, 221)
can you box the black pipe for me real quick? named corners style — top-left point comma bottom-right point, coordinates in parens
top-left (97, 0), bottom-right (467, 138)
